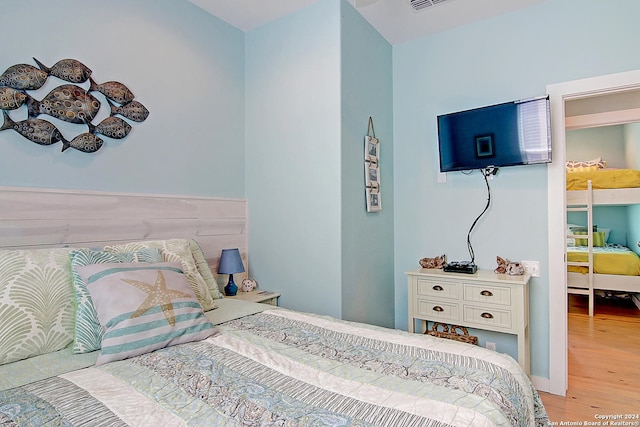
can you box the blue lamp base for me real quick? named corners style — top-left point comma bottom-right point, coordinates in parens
top-left (224, 274), bottom-right (238, 296)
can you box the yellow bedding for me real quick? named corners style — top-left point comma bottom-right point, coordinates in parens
top-left (566, 168), bottom-right (640, 190)
top-left (567, 245), bottom-right (640, 276)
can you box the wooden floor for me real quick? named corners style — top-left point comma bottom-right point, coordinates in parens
top-left (539, 294), bottom-right (640, 423)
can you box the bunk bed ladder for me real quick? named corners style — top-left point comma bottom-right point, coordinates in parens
top-left (566, 180), bottom-right (595, 316)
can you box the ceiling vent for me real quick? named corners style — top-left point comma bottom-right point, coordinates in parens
top-left (410, 0), bottom-right (452, 12)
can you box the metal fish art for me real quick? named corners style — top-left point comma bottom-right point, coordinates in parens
top-left (26, 84), bottom-right (101, 124)
top-left (1, 110), bottom-right (64, 146)
top-left (0, 64), bottom-right (48, 90)
top-left (0, 57), bottom-right (149, 154)
top-left (86, 116), bottom-right (131, 139)
top-left (0, 87), bottom-right (28, 110)
top-left (108, 99), bottom-right (149, 122)
top-left (33, 57), bottom-right (92, 83)
top-left (62, 131), bottom-right (103, 153)
top-left (89, 78), bottom-right (134, 105)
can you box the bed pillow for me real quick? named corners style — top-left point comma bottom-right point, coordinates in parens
top-left (76, 262), bottom-right (217, 365)
top-left (70, 247), bottom-right (164, 354)
top-left (569, 224), bottom-right (610, 244)
top-left (566, 165), bottom-right (599, 173)
top-left (566, 158), bottom-right (606, 172)
top-left (103, 239), bottom-right (216, 311)
top-left (573, 231), bottom-right (606, 247)
top-left (188, 239), bottom-right (224, 300)
top-left (0, 247), bottom-right (76, 366)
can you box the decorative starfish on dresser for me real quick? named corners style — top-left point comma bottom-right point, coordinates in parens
top-left (121, 270), bottom-right (192, 326)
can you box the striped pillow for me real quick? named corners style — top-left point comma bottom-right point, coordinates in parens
top-left (573, 231), bottom-right (606, 247)
top-left (103, 239), bottom-right (217, 311)
top-left (69, 248), bottom-right (164, 354)
top-left (76, 262), bottom-right (217, 365)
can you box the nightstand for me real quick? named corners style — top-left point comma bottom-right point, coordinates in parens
top-left (226, 289), bottom-right (280, 306)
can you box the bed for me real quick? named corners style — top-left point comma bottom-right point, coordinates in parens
top-left (567, 244), bottom-right (640, 276)
top-left (565, 166), bottom-right (640, 316)
top-left (565, 168), bottom-right (640, 191)
top-left (0, 186), bottom-right (548, 426)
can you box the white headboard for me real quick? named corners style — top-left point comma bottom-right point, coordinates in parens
top-left (0, 186), bottom-right (248, 278)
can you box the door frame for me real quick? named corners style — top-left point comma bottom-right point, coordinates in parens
top-left (546, 69), bottom-right (640, 396)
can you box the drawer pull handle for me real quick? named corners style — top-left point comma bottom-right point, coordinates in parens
top-left (433, 306), bottom-right (444, 312)
top-left (480, 290), bottom-right (493, 297)
top-left (432, 285), bottom-right (444, 291)
top-left (481, 312), bottom-right (494, 319)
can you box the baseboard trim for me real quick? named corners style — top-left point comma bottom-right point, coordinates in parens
top-left (531, 375), bottom-right (551, 393)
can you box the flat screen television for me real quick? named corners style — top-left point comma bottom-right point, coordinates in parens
top-left (437, 96), bottom-right (551, 173)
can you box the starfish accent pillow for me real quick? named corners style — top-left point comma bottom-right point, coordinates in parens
top-left (76, 262), bottom-right (217, 365)
top-left (69, 247), bottom-right (165, 354)
top-left (103, 239), bottom-right (218, 311)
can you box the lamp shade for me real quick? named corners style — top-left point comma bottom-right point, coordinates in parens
top-left (218, 248), bottom-right (245, 275)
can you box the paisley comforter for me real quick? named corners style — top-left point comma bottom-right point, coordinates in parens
top-left (0, 309), bottom-right (548, 426)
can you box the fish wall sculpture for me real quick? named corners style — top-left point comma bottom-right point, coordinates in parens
top-left (86, 116), bottom-right (131, 139)
top-left (0, 64), bottom-right (48, 90)
top-left (1, 110), bottom-right (64, 146)
top-left (89, 78), bottom-right (134, 104)
top-left (33, 57), bottom-right (92, 83)
top-left (0, 57), bottom-right (149, 154)
top-left (0, 87), bottom-right (28, 110)
top-left (62, 129), bottom-right (103, 153)
top-left (108, 99), bottom-right (149, 122)
top-left (26, 84), bottom-right (101, 124)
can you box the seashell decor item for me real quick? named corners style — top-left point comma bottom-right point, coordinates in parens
top-left (0, 57), bottom-right (149, 154)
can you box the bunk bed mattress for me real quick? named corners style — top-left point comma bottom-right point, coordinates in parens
top-left (567, 245), bottom-right (640, 276)
top-left (566, 168), bottom-right (640, 190)
top-left (0, 307), bottom-right (548, 427)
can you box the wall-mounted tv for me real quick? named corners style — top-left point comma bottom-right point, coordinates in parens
top-left (437, 96), bottom-right (551, 173)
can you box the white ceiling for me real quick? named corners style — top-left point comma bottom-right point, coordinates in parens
top-left (187, 0), bottom-right (547, 44)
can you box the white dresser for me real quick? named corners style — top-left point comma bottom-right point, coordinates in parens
top-left (406, 268), bottom-right (530, 375)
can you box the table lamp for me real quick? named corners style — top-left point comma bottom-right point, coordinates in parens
top-left (218, 248), bottom-right (245, 296)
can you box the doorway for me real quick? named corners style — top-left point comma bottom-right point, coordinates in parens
top-left (547, 69), bottom-right (640, 396)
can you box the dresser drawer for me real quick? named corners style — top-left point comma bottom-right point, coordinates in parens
top-left (463, 305), bottom-right (512, 329)
top-left (463, 283), bottom-right (511, 306)
top-left (417, 279), bottom-right (459, 299)
top-left (416, 299), bottom-right (460, 321)
top-left (407, 268), bottom-right (530, 375)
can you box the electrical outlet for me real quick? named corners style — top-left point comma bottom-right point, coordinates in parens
top-left (521, 260), bottom-right (540, 277)
top-left (486, 342), bottom-right (496, 351)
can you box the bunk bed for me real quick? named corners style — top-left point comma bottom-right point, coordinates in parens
top-left (566, 168), bottom-right (640, 316)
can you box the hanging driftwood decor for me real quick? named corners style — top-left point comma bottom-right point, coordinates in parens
top-left (0, 57), bottom-right (149, 154)
top-left (364, 116), bottom-right (381, 212)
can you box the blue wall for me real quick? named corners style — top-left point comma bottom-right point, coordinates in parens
top-left (340, 1), bottom-right (394, 327)
top-left (0, 0), bottom-right (245, 198)
top-left (393, 0), bottom-right (640, 379)
top-left (245, 0), bottom-right (343, 317)
top-left (245, 0), bottom-right (394, 325)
